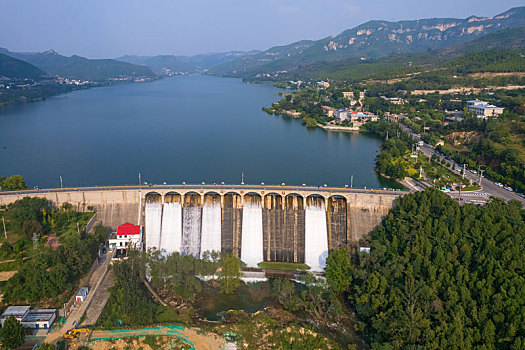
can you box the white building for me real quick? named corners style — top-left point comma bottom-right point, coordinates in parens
top-left (467, 100), bottom-right (504, 118)
top-left (1, 306), bottom-right (30, 325)
top-left (21, 309), bottom-right (56, 330)
top-left (76, 287), bottom-right (89, 302)
top-left (108, 222), bottom-right (143, 252)
top-left (334, 109), bottom-right (350, 122)
top-left (1, 306), bottom-right (56, 330)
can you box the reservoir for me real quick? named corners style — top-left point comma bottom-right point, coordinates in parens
top-left (0, 75), bottom-right (392, 189)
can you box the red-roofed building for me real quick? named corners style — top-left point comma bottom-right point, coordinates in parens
top-left (117, 222), bottom-right (141, 236)
top-left (109, 222), bottom-right (143, 254)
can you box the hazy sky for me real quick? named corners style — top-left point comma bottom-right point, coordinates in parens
top-left (1, 0), bottom-right (523, 58)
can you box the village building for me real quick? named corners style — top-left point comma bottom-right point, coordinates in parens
top-left (466, 100), bottom-right (504, 119)
top-left (321, 106), bottom-right (337, 117)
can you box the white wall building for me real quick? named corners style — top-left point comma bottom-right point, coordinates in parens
top-left (21, 309), bottom-right (56, 330)
top-left (467, 100), bottom-right (504, 118)
top-left (108, 222), bottom-right (143, 252)
top-left (1, 306), bottom-right (56, 330)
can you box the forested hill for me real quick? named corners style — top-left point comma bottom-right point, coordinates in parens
top-left (0, 53), bottom-right (49, 81)
top-left (0, 48), bottom-right (156, 82)
top-left (209, 7), bottom-right (525, 78)
top-left (346, 189), bottom-right (525, 348)
top-left (243, 27), bottom-right (525, 83)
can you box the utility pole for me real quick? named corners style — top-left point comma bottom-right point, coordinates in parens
top-left (463, 164), bottom-right (468, 179)
top-left (478, 169), bottom-right (484, 186)
top-left (2, 217), bottom-right (6, 239)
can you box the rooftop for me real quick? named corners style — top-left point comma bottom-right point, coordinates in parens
top-left (117, 222), bottom-right (141, 235)
top-left (23, 309), bottom-right (56, 322)
top-left (1, 306), bottom-right (30, 319)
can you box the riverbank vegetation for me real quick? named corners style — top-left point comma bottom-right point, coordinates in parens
top-left (98, 249), bottom-right (361, 349)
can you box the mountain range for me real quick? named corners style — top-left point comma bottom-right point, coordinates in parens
top-left (1, 7), bottom-right (524, 85)
top-left (115, 50), bottom-right (261, 75)
top-left (0, 48), bottom-right (156, 82)
top-left (209, 7), bottom-right (525, 78)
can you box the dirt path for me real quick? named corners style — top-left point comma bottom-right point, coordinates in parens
top-left (90, 325), bottom-right (225, 350)
top-left (0, 270), bottom-right (17, 281)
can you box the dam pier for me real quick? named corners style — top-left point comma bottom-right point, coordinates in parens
top-left (0, 184), bottom-right (405, 270)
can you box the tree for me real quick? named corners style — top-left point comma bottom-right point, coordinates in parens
top-left (38, 343), bottom-right (55, 350)
top-left (21, 219), bottom-right (43, 238)
top-left (0, 175), bottom-right (27, 191)
top-left (325, 248), bottom-right (352, 293)
top-left (219, 253), bottom-right (242, 294)
top-left (1, 315), bottom-right (25, 349)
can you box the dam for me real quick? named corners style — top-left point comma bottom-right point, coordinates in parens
top-left (0, 184), bottom-right (405, 270)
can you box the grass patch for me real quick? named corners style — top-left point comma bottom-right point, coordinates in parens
top-left (257, 262), bottom-right (310, 271)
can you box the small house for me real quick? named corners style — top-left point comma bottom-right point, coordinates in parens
top-left (76, 287), bottom-right (89, 302)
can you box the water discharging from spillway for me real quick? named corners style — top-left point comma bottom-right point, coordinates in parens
top-left (241, 195), bottom-right (263, 267)
top-left (160, 201), bottom-right (182, 253)
top-left (305, 197), bottom-right (329, 271)
top-left (145, 197), bottom-right (162, 250)
top-left (181, 194), bottom-right (202, 257)
top-left (201, 195), bottom-right (222, 255)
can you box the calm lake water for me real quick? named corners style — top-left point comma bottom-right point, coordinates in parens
top-left (0, 75), bottom-right (392, 189)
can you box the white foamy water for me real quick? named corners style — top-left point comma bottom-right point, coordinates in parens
top-left (200, 201), bottom-right (222, 255)
top-left (160, 202), bottom-right (182, 253)
top-left (305, 203), bottom-right (329, 271)
top-left (181, 206), bottom-right (202, 257)
top-left (145, 202), bottom-right (162, 250)
top-left (241, 201), bottom-right (264, 267)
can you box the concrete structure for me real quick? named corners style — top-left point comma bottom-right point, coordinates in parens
top-left (21, 309), bottom-right (56, 330)
top-left (76, 287), bottom-right (89, 302)
top-left (467, 100), bottom-right (504, 118)
top-left (0, 306), bottom-right (56, 330)
top-left (1, 306), bottom-right (30, 325)
top-left (0, 185), bottom-right (405, 269)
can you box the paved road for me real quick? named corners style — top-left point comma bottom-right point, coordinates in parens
top-left (0, 183), bottom-right (407, 198)
top-left (80, 270), bottom-right (114, 327)
top-left (45, 250), bottom-right (113, 344)
top-left (396, 121), bottom-right (525, 205)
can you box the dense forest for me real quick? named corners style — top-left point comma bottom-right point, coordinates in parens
top-left (335, 189), bottom-right (525, 349)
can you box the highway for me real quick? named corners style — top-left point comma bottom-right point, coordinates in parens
top-left (396, 121), bottom-right (525, 205)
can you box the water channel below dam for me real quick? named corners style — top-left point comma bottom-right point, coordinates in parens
top-left (0, 75), bottom-right (397, 189)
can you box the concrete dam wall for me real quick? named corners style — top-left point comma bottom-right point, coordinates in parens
top-left (0, 185), bottom-right (404, 270)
